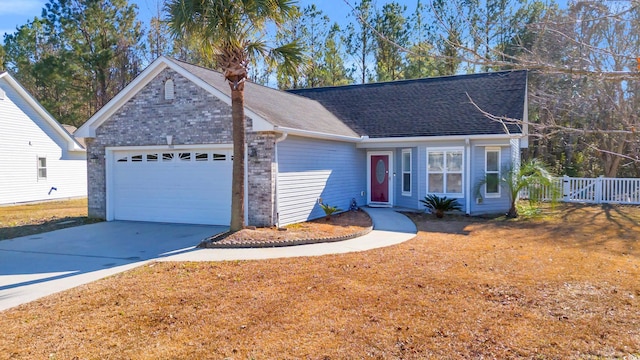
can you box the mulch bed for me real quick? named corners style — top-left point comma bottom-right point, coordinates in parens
top-left (199, 209), bottom-right (372, 248)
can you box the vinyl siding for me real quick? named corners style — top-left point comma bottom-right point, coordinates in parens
top-left (0, 78), bottom-right (87, 204)
top-left (469, 141), bottom-right (512, 215)
top-left (394, 148), bottom-right (420, 209)
top-left (277, 136), bottom-right (366, 225)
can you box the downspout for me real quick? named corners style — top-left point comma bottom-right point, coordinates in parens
top-left (465, 138), bottom-right (471, 215)
top-left (273, 132), bottom-right (288, 228)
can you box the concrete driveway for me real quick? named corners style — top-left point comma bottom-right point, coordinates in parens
top-left (0, 221), bottom-right (225, 311)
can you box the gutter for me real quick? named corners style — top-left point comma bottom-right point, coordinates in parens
top-left (274, 126), bottom-right (362, 143)
top-left (358, 133), bottom-right (521, 144)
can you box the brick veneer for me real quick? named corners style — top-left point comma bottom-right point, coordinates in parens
top-left (86, 68), bottom-right (273, 226)
top-left (247, 132), bottom-right (277, 226)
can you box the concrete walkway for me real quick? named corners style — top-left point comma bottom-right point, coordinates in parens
top-left (161, 207), bottom-right (417, 262)
top-left (0, 208), bottom-right (416, 311)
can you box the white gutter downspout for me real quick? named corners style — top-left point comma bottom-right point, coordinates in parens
top-left (465, 138), bottom-right (471, 215)
top-left (273, 132), bottom-right (288, 227)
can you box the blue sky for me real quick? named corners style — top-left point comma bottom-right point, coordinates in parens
top-left (0, 0), bottom-right (364, 40)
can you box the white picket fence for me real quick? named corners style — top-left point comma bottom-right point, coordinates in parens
top-left (520, 176), bottom-right (640, 205)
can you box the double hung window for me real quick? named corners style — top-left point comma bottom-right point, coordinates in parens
top-left (401, 149), bottom-right (412, 196)
top-left (485, 148), bottom-right (501, 197)
top-left (427, 149), bottom-right (463, 195)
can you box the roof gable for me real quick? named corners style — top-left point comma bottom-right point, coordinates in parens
top-left (169, 59), bottom-right (360, 139)
top-left (0, 72), bottom-right (85, 151)
top-left (288, 71), bottom-right (527, 138)
top-left (76, 57), bottom-right (359, 140)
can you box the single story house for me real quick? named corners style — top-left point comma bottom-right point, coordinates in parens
top-left (75, 56), bottom-right (528, 226)
top-left (0, 72), bottom-right (86, 205)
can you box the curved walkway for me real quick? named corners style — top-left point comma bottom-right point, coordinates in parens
top-left (0, 208), bottom-right (416, 311)
top-left (161, 207), bottom-right (417, 262)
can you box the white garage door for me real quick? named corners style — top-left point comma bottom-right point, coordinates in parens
top-left (110, 148), bottom-right (232, 225)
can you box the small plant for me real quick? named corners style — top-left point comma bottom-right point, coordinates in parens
top-left (420, 194), bottom-right (462, 218)
top-left (473, 158), bottom-right (557, 218)
top-left (319, 203), bottom-right (341, 221)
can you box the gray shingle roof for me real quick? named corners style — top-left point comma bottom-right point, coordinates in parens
top-left (288, 70), bottom-right (527, 138)
top-left (168, 59), bottom-right (360, 138)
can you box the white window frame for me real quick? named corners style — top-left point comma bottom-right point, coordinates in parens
top-left (37, 156), bottom-right (47, 180)
top-left (485, 147), bottom-right (501, 198)
top-left (426, 147), bottom-right (464, 197)
top-left (401, 149), bottom-right (412, 196)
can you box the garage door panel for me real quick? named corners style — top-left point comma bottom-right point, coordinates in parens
top-left (110, 149), bottom-right (232, 225)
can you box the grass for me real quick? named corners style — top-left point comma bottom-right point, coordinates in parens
top-left (1, 203), bottom-right (639, 358)
top-left (0, 198), bottom-right (99, 240)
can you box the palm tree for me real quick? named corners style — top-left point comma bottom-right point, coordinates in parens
top-left (166, 0), bottom-right (303, 232)
top-left (475, 158), bottom-right (556, 218)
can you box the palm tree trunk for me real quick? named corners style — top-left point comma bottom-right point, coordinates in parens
top-left (230, 86), bottom-right (246, 232)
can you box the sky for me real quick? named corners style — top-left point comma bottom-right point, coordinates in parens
top-left (0, 0), bottom-right (374, 41)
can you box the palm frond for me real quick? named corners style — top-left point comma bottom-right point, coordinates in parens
top-left (267, 41), bottom-right (305, 78)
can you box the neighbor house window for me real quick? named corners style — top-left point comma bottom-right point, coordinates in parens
top-left (37, 157), bottom-right (47, 180)
top-left (427, 149), bottom-right (463, 195)
top-left (485, 148), bottom-right (501, 197)
top-left (402, 149), bottom-right (412, 196)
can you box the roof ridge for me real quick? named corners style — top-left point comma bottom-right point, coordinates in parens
top-left (289, 69), bottom-right (527, 93)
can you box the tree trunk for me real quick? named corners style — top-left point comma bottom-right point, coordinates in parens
top-left (507, 202), bottom-right (518, 218)
top-left (229, 84), bottom-right (246, 232)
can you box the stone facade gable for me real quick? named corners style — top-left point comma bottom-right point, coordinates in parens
top-left (86, 67), bottom-right (268, 223)
top-left (96, 68), bottom-right (238, 146)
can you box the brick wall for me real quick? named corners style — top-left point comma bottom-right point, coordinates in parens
top-left (87, 67), bottom-right (272, 226)
top-left (247, 132), bottom-right (278, 226)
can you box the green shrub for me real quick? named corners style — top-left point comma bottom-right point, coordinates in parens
top-left (420, 195), bottom-right (462, 218)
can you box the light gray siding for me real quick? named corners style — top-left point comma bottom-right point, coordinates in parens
top-left (362, 139), bottom-right (520, 216)
top-left (0, 77), bottom-right (86, 205)
top-left (277, 136), bottom-right (366, 225)
top-left (469, 142), bottom-right (512, 215)
top-left (394, 147), bottom-right (420, 209)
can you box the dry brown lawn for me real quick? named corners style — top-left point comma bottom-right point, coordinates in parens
top-left (0, 198), bottom-right (99, 240)
top-left (1, 203), bottom-right (639, 359)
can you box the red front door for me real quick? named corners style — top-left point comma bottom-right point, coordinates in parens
top-left (371, 155), bottom-right (389, 203)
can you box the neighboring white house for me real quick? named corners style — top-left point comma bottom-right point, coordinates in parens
top-left (0, 72), bottom-right (86, 205)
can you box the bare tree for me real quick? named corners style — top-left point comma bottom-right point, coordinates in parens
top-left (343, 0), bottom-right (640, 176)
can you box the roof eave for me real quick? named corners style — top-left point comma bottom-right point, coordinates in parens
top-left (274, 126), bottom-right (362, 142)
top-left (357, 133), bottom-right (523, 147)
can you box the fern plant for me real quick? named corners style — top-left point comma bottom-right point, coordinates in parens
top-left (420, 195), bottom-right (462, 218)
